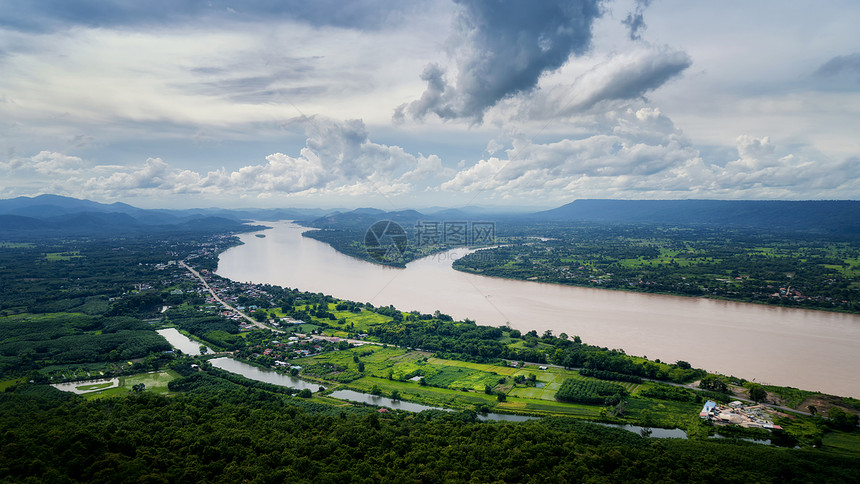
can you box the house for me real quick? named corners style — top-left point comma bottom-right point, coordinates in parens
top-left (700, 400), bottom-right (717, 418)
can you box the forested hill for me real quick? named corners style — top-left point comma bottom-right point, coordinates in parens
top-left (533, 200), bottom-right (860, 235)
top-left (0, 194), bottom-right (323, 237)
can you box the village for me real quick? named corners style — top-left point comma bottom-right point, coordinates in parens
top-left (700, 400), bottom-right (784, 430)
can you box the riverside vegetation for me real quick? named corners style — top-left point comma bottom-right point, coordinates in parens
top-left (1, 223), bottom-right (859, 482)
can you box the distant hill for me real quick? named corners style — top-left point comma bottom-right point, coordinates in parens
top-left (0, 195), bottom-right (267, 238)
top-left (305, 208), bottom-right (428, 230)
top-left (533, 199), bottom-right (860, 235)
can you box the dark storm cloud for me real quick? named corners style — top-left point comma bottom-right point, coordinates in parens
top-left (398, 0), bottom-right (604, 122)
top-left (0, 0), bottom-right (420, 32)
top-left (814, 53), bottom-right (860, 79)
top-left (622, 0), bottom-right (651, 41)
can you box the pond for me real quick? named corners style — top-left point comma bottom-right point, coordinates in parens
top-left (208, 357), bottom-right (321, 392)
top-left (595, 422), bottom-right (688, 439)
top-left (52, 377), bottom-right (120, 394)
top-left (156, 328), bottom-right (212, 355)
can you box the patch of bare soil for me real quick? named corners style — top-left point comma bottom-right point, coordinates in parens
top-left (797, 394), bottom-right (860, 417)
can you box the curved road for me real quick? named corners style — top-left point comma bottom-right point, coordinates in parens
top-left (180, 261), bottom-right (281, 333)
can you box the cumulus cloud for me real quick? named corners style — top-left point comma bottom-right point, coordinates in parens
top-left (31, 151), bottom-right (87, 175)
top-left (79, 118), bottom-right (445, 199)
top-left (440, 110), bottom-right (859, 201)
top-left (530, 46), bottom-right (692, 117)
top-left (0, 151), bottom-right (86, 174)
top-left (397, 0), bottom-right (603, 122)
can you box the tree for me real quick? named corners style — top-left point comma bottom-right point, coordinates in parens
top-left (496, 393), bottom-right (506, 402)
top-left (391, 390), bottom-right (401, 401)
top-left (371, 385), bottom-right (382, 396)
top-left (199, 345), bottom-right (208, 355)
top-left (827, 407), bottom-right (859, 430)
top-left (131, 383), bottom-right (145, 393)
top-left (699, 375), bottom-right (728, 393)
top-left (748, 384), bottom-right (767, 402)
top-left (297, 389), bottom-right (312, 398)
top-left (358, 361), bottom-right (365, 372)
top-left (807, 405), bottom-right (817, 416)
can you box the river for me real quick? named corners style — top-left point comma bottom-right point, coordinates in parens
top-left (216, 221), bottom-right (860, 398)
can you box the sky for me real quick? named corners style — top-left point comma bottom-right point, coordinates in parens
top-left (1, 0), bottom-right (859, 210)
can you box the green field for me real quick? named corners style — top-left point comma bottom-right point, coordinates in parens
top-left (822, 430), bottom-right (860, 454)
top-left (295, 347), bottom-right (671, 419)
top-left (45, 251), bottom-right (83, 261)
top-left (80, 370), bottom-right (181, 399)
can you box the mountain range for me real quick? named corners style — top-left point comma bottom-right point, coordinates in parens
top-left (1, 195), bottom-right (858, 237)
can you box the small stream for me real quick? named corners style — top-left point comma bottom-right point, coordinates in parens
top-left (329, 389), bottom-right (536, 422)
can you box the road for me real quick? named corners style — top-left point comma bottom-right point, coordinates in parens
top-left (180, 261), bottom-right (282, 333)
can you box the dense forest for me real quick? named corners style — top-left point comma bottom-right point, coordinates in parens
top-left (3, 374), bottom-right (859, 483)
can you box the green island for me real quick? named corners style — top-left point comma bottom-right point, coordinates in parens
top-left (1, 219), bottom-right (859, 482)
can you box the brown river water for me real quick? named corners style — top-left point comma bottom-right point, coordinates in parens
top-left (216, 221), bottom-right (860, 398)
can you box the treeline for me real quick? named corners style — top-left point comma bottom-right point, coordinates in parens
top-left (639, 383), bottom-right (730, 404)
top-left (3, 382), bottom-right (858, 482)
top-left (579, 368), bottom-right (643, 383)
top-left (367, 319), bottom-right (704, 384)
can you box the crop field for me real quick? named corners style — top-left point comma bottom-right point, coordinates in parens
top-left (499, 399), bottom-right (601, 418)
top-left (296, 347), bottom-right (667, 418)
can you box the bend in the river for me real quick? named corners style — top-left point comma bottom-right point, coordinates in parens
top-left (216, 221), bottom-right (860, 398)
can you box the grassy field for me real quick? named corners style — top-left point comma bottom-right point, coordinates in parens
top-left (0, 378), bottom-right (25, 391)
top-left (822, 430), bottom-right (860, 454)
top-left (45, 251), bottom-right (83, 261)
top-left (82, 370), bottom-right (181, 400)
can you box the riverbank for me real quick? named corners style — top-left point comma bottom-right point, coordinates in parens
top-left (215, 221), bottom-right (860, 398)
